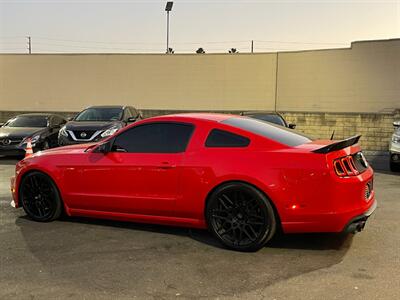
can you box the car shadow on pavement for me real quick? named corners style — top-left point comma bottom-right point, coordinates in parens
top-left (268, 232), bottom-right (353, 251)
top-left (18, 214), bottom-right (354, 252)
top-left (12, 214), bottom-right (354, 298)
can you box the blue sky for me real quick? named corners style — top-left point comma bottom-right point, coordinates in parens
top-left (0, 0), bottom-right (399, 53)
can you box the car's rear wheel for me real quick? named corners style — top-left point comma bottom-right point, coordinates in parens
top-left (20, 171), bottom-right (62, 222)
top-left (206, 182), bottom-right (277, 252)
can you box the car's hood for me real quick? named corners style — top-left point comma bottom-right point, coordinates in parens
top-left (33, 143), bottom-right (96, 157)
top-left (65, 121), bottom-right (121, 131)
top-left (0, 127), bottom-right (46, 139)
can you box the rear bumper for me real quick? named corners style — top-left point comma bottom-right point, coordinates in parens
top-left (342, 198), bottom-right (377, 233)
top-left (282, 196), bottom-right (377, 234)
top-left (282, 166), bottom-right (376, 234)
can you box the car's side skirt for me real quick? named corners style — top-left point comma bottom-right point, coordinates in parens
top-left (69, 208), bottom-right (207, 229)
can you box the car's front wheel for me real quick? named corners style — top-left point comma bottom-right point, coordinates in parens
top-left (20, 171), bottom-right (62, 222)
top-left (206, 182), bottom-right (277, 252)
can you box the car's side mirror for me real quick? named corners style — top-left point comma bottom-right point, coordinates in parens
top-left (288, 123), bottom-right (296, 129)
top-left (95, 140), bottom-right (112, 154)
top-left (393, 121), bottom-right (400, 128)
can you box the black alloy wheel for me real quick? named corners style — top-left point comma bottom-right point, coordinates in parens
top-left (20, 172), bottom-right (62, 222)
top-left (206, 182), bottom-right (277, 252)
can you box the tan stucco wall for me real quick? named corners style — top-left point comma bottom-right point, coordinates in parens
top-left (277, 39), bottom-right (400, 113)
top-left (0, 53), bottom-right (277, 111)
top-left (0, 39), bottom-right (399, 113)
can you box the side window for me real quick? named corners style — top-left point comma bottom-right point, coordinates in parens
top-left (205, 129), bottom-right (250, 147)
top-left (113, 123), bottom-right (194, 153)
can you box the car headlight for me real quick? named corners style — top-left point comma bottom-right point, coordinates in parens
top-left (392, 136), bottom-right (400, 144)
top-left (101, 125), bottom-right (122, 138)
top-left (59, 126), bottom-right (68, 137)
top-left (20, 134), bottom-right (41, 146)
top-left (30, 135), bottom-right (40, 144)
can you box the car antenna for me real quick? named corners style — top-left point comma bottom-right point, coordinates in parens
top-left (330, 130), bottom-right (335, 140)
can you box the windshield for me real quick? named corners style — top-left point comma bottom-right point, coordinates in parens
top-left (6, 116), bottom-right (48, 128)
top-left (75, 108), bottom-right (123, 121)
top-left (247, 114), bottom-right (286, 126)
top-left (223, 117), bottom-right (312, 147)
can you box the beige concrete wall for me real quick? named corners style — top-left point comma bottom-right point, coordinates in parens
top-left (0, 39), bottom-right (399, 113)
top-left (277, 39), bottom-right (400, 113)
top-left (0, 53), bottom-right (277, 112)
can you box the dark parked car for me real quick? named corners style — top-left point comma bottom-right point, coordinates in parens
top-left (390, 121), bottom-right (400, 172)
top-left (58, 105), bottom-right (141, 146)
top-left (240, 111), bottom-right (296, 129)
top-left (0, 113), bottom-right (66, 156)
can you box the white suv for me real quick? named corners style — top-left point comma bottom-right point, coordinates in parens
top-left (390, 121), bottom-right (400, 172)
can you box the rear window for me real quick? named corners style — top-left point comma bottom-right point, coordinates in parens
top-left (247, 114), bottom-right (286, 127)
top-left (206, 129), bottom-right (250, 147)
top-left (222, 117), bottom-right (312, 147)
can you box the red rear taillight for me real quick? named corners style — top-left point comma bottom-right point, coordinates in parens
top-left (333, 155), bottom-right (363, 177)
top-left (333, 160), bottom-right (346, 176)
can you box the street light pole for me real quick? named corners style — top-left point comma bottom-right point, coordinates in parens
top-left (165, 2), bottom-right (173, 54)
top-left (166, 10), bottom-right (170, 53)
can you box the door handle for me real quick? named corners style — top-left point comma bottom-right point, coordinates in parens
top-left (157, 162), bottom-right (176, 169)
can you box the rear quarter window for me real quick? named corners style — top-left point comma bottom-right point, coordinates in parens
top-left (205, 129), bottom-right (250, 147)
top-left (222, 117), bottom-right (311, 147)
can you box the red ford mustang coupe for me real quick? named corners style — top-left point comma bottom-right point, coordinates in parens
top-left (11, 113), bottom-right (376, 251)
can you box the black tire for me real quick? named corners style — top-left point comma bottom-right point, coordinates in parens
top-left (390, 161), bottom-right (400, 172)
top-left (206, 182), bottom-right (277, 252)
top-left (19, 171), bottom-right (62, 222)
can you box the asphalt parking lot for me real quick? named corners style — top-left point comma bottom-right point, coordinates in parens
top-left (0, 157), bottom-right (399, 300)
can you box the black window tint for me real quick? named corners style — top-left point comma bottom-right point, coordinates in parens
top-left (113, 123), bottom-right (194, 153)
top-left (206, 129), bottom-right (250, 147)
top-left (223, 117), bottom-right (312, 147)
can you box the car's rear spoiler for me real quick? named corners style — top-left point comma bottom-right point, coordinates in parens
top-left (312, 135), bottom-right (361, 154)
